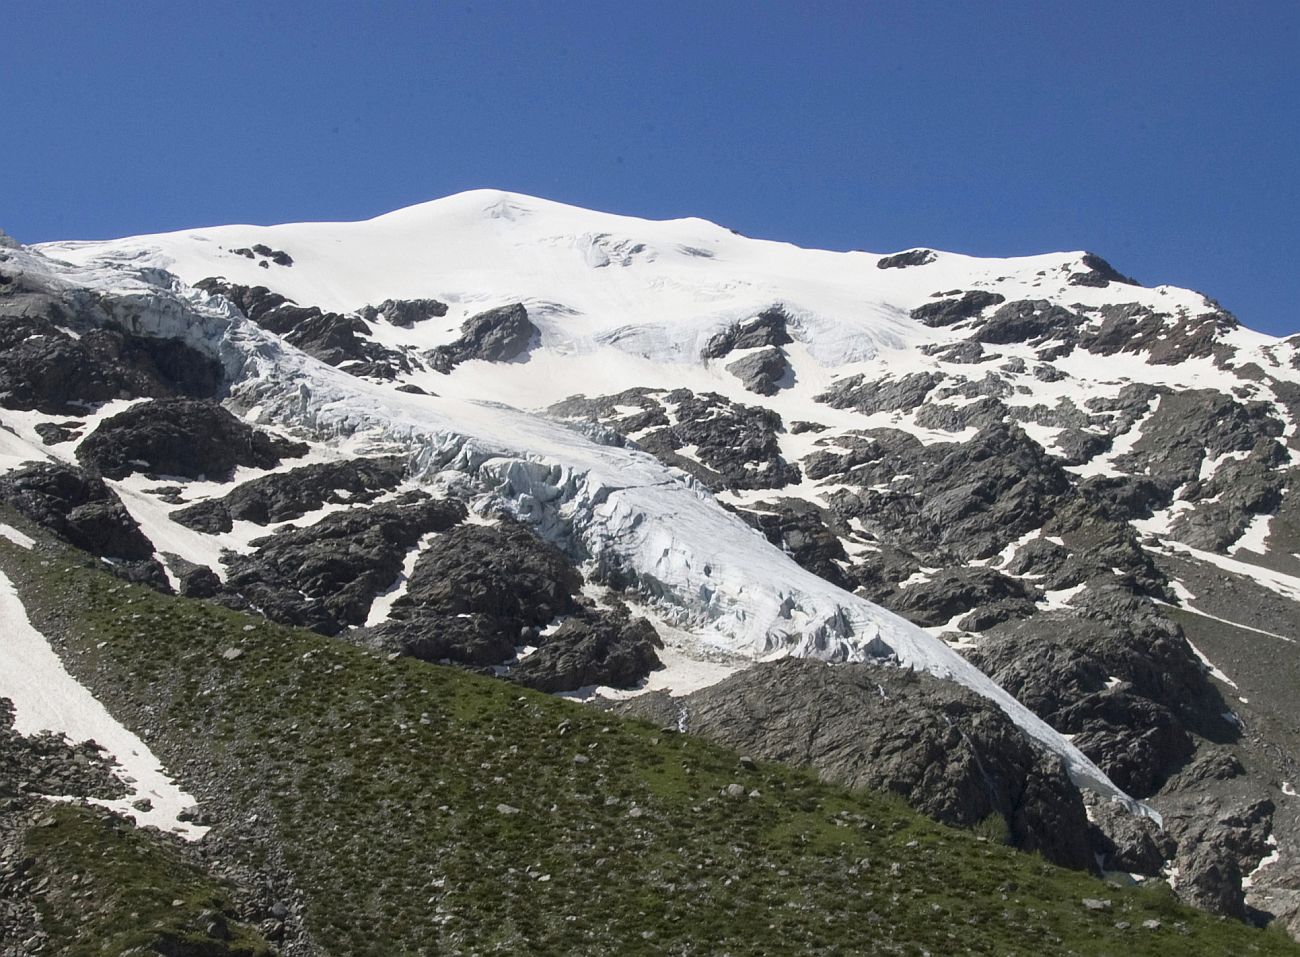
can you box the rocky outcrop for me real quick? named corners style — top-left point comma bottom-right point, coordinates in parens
top-left (352, 519), bottom-right (661, 692)
top-left (76, 398), bottom-right (308, 481)
top-left (815, 371), bottom-right (941, 414)
top-left (1068, 253), bottom-right (1137, 288)
top-left (0, 270), bottom-right (222, 414)
top-left (358, 298), bottom-right (448, 328)
top-left (968, 587), bottom-right (1233, 796)
top-left (877, 249), bottom-right (936, 269)
top-left (725, 347), bottom-right (790, 395)
top-left (172, 457), bottom-right (407, 533)
top-left (550, 388), bottom-right (799, 492)
top-left (428, 303), bottom-right (537, 373)
top-left (616, 658), bottom-right (1094, 870)
top-left (0, 461), bottom-right (166, 585)
top-left (701, 306), bottom-right (792, 359)
top-left (510, 609), bottom-right (663, 693)
top-left (195, 278), bottom-right (416, 379)
top-left (910, 291), bottom-right (1005, 328)
top-left (222, 492), bottom-right (466, 634)
top-left (880, 567), bottom-right (1041, 628)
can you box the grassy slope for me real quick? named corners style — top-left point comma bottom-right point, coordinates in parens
top-left (2, 532), bottom-right (1297, 957)
top-left (22, 803), bottom-right (273, 957)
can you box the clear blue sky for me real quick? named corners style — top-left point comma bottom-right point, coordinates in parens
top-left (4, 2), bottom-right (1297, 334)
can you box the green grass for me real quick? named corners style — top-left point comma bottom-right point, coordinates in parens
top-left (3, 530), bottom-right (1298, 956)
top-left (23, 803), bottom-right (272, 957)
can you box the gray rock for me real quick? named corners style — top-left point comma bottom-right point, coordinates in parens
top-left (701, 306), bottom-right (793, 359)
top-left (617, 659), bottom-right (1096, 870)
top-left (359, 297), bottom-right (448, 328)
top-left (877, 249), bottom-right (936, 269)
top-left (725, 347), bottom-right (790, 396)
top-left (76, 398), bottom-right (308, 481)
top-left (429, 303), bottom-right (538, 373)
top-left (910, 291), bottom-right (1005, 328)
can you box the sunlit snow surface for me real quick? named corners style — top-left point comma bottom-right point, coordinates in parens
top-left (29, 190), bottom-right (1297, 813)
top-left (0, 566), bottom-right (206, 839)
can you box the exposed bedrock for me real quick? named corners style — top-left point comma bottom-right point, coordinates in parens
top-left (221, 492), bottom-right (467, 635)
top-left (429, 303), bottom-right (538, 373)
top-left (76, 398), bottom-right (308, 481)
top-left (1068, 252), bottom-right (1138, 288)
top-left (195, 277), bottom-right (417, 379)
top-left (509, 608), bottom-right (663, 693)
top-left (967, 587), bottom-right (1235, 797)
top-left (700, 305), bottom-right (793, 359)
top-left (352, 520), bottom-right (662, 692)
top-left (813, 422), bottom-right (1072, 562)
top-left (725, 347), bottom-right (791, 396)
top-left (549, 387), bottom-right (799, 492)
top-left (615, 658), bottom-right (1095, 870)
top-left (171, 456), bottom-right (407, 533)
top-left (879, 567), bottom-right (1041, 629)
top-left (358, 297), bottom-right (448, 328)
top-left (1115, 389), bottom-right (1284, 487)
top-left (0, 461), bottom-right (167, 586)
top-left (876, 249), bottom-right (936, 269)
top-left (0, 268), bottom-right (223, 414)
top-left (815, 371), bottom-right (940, 414)
top-left (910, 291), bottom-right (1005, 328)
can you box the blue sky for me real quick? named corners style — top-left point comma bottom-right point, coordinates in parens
top-left (4, 2), bottom-right (1297, 334)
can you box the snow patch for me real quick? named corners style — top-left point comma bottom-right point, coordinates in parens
top-left (0, 569), bottom-right (206, 839)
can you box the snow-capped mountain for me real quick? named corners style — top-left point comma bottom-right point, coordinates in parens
top-left (4, 191), bottom-right (1300, 937)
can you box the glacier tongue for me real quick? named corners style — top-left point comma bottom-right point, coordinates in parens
top-left (10, 241), bottom-right (1145, 813)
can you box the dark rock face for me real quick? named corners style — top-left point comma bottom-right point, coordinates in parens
top-left (910, 291), bottom-right (1005, 328)
top-left (395, 520), bottom-right (582, 631)
top-left (976, 300), bottom-right (1081, 346)
top-left (1163, 797), bottom-right (1275, 920)
top-left (701, 306), bottom-right (793, 359)
top-left (76, 398), bottom-right (308, 481)
top-left (356, 519), bottom-right (584, 664)
top-left (0, 273), bottom-right (223, 414)
top-left (550, 388), bottom-right (799, 492)
top-left (813, 422), bottom-right (1073, 563)
top-left (731, 497), bottom-right (853, 589)
top-left (172, 457), bottom-right (407, 533)
top-left (0, 462), bottom-right (167, 586)
top-left (921, 340), bottom-right (989, 364)
top-left (359, 298), bottom-right (448, 328)
top-left (1088, 799), bottom-right (1175, 876)
top-left (815, 371), bottom-right (940, 414)
top-left (195, 278), bottom-right (416, 379)
top-left (968, 587), bottom-right (1232, 796)
top-left (222, 493), bottom-right (466, 635)
top-left (1170, 439), bottom-right (1286, 551)
top-left (877, 249), bottom-right (936, 269)
top-left (725, 347), bottom-right (791, 396)
top-left (1078, 303), bottom-right (1238, 365)
top-left (354, 519), bottom-right (662, 692)
top-left (617, 659), bottom-right (1094, 870)
top-left (1068, 253), bottom-right (1138, 288)
top-left (230, 244), bottom-right (293, 266)
top-left (881, 567), bottom-right (1040, 628)
top-left (429, 303), bottom-right (538, 373)
top-left (1115, 389), bottom-right (1284, 488)
top-left (510, 609), bottom-right (663, 693)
